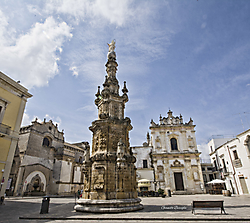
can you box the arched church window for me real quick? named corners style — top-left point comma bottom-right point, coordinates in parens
top-left (42, 137), bottom-right (51, 147)
top-left (170, 138), bottom-right (178, 151)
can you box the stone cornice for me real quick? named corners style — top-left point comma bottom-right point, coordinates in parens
top-left (0, 71), bottom-right (32, 98)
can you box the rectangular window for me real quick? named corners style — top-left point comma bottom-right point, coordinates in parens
top-left (213, 161), bottom-right (218, 171)
top-left (210, 146), bottom-right (213, 152)
top-left (233, 150), bottom-right (239, 160)
top-left (143, 160), bottom-right (148, 168)
top-left (0, 98), bottom-right (9, 123)
top-left (0, 105), bottom-right (4, 123)
top-left (222, 159), bottom-right (227, 172)
top-left (203, 174), bottom-right (207, 183)
top-left (209, 174), bottom-right (214, 181)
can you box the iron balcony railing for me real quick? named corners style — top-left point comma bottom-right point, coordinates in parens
top-left (233, 159), bottom-right (243, 168)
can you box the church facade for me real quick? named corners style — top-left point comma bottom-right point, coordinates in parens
top-left (9, 118), bottom-right (89, 196)
top-left (149, 110), bottom-right (204, 194)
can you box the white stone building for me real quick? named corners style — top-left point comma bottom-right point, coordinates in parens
top-left (9, 119), bottom-right (90, 196)
top-left (209, 130), bottom-right (250, 195)
top-left (207, 136), bottom-right (234, 181)
top-left (131, 135), bottom-right (154, 192)
top-left (149, 110), bottom-right (204, 194)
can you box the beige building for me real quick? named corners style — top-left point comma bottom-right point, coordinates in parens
top-left (149, 110), bottom-right (204, 194)
top-left (9, 119), bottom-right (89, 196)
top-left (0, 71), bottom-right (32, 202)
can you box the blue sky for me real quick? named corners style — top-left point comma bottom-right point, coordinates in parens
top-left (1, 0), bottom-right (250, 160)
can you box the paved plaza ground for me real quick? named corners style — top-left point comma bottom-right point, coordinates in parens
top-left (0, 194), bottom-right (250, 222)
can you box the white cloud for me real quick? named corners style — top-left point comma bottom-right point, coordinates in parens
top-left (201, 22), bottom-right (206, 29)
top-left (44, 114), bottom-right (62, 129)
top-left (126, 98), bottom-right (147, 112)
top-left (44, 0), bottom-right (133, 26)
top-left (58, 1), bottom-right (175, 88)
top-left (1, 1), bottom-right (175, 92)
top-left (70, 66), bottom-right (79, 76)
top-left (92, 0), bottom-right (133, 26)
top-left (21, 113), bottom-right (43, 127)
top-left (21, 112), bottom-right (31, 126)
top-left (77, 105), bottom-right (96, 112)
top-left (0, 12), bottom-right (72, 89)
top-left (27, 4), bottom-right (43, 16)
top-left (0, 9), bottom-right (16, 46)
top-left (200, 43), bottom-right (250, 76)
top-left (21, 112), bottom-right (62, 130)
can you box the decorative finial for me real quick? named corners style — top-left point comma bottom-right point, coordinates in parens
top-left (188, 117), bottom-right (194, 125)
top-left (95, 86), bottom-right (100, 97)
top-left (167, 110), bottom-right (173, 118)
top-left (122, 81), bottom-right (128, 94)
top-left (180, 114), bottom-right (183, 124)
top-left (159, 114), bottom-right (162, 121)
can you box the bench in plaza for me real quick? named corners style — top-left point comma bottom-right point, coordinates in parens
top-left (191, 200), bottom-right (226, 215)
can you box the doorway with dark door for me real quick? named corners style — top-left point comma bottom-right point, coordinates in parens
top-left (174, 172), bottom-right (184, 191)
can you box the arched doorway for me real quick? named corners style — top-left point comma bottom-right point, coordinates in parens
top-left (23, 171), bottom-right (46, 196)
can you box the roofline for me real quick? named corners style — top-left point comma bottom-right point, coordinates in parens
top-left (236, 128), bottom-right (250, 138)
top-left (0, 71), bottom-right (33, 98)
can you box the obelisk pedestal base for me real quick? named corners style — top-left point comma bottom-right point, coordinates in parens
top-left (74, 198), bottom-right (143, 213)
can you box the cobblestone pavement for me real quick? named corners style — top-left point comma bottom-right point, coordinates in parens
top-left (1, 194), bottom-right (250, 222)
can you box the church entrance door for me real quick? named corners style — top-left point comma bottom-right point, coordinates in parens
top-left (174, 172), bottom-right (184, 191)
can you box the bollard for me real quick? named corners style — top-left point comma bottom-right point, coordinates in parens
top-left (0, 196), bottom-right (4, 205)
top-left (167, 189), bottom-right (171, 197)
top-left (40, 196), bottom-right (50, 214)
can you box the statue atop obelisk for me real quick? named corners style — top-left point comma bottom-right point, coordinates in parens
top-left (74, 41), bottom-right (143, 212)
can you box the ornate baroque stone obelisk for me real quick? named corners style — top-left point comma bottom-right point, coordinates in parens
top-left (74, 40), bottom-right (143, 213)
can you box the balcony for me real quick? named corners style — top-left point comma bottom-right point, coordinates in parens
top-left (221, 167), bottom-right (230, 176)
top-left (0, 123), bottom-right (11, 136)
top-left (233, 159), bottom-right (242, 168)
